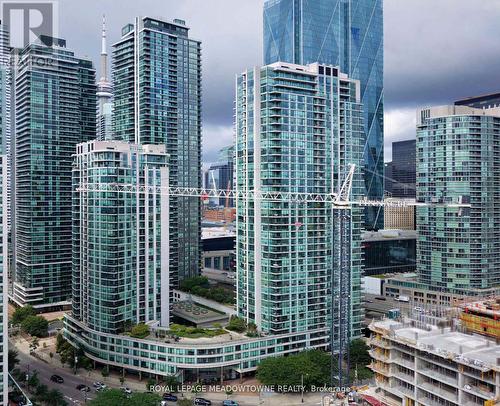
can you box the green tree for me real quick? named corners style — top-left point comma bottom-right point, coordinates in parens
top-left (45, 388), bottom-right (67, 406)
top-left (163, 375), bottom-right (179, 392)
top-left (8, 349), bottom-right (19, 371)
top-left (180, 276), bottom-right (210, 292)
top-left (145, 377), bottom-right (156, 392)
top-left (27, 370), bottom-right (40, 390)
top-left (178, 399), bottom-right (193, 406)
top-left (119, 376), bottom-right (125, 386)
top-left (130, 323), bottom-right (150, 339)
top-left (349, 339), bottom-right (371, 367)
top-left (49, 352), bottom-right (54, 363)
top-left (34, 383), bottom-right (49, 401)
top-left (101, 366), bottom-right (109, 379)
top-left (226, 316), bottom-right (246, 333)
top-left (257, 350), bottom-right (331, 390)
top-left (89, 389), bottom-right (161, 406)
top-left (21, 315), bottom-right (49, 337)
top-left (11, 305), bottom-right (35, 325)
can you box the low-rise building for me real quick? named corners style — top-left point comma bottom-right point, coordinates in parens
top-left (383, 199), bottom-right (416, 230)
top-left (369, 318), bottom-right (500, 406)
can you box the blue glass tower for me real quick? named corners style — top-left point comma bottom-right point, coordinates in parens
top-left (264, 0), bottom-right (384, 229)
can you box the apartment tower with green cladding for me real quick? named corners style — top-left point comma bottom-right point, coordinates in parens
top-left (417, 105), bottom-right (500, 293)
top-left (236, 62), bottom-right (365, 342)
top-left (71, 141), bottom-right (170, 334)
top-left (112, 17), bottom-right (202, 286)
top-left (12, 37), bottom-right (96, 307)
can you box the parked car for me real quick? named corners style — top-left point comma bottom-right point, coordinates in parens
top-left (92, 381), bottom-right (104, 388)
top-left (163, 393), bottom-right (178, 402)
top-left (121, 387), bottom-right (132, 395)
top-left (96, 384), bottom-right (108, 392)
top-left (194, 398), bottom-right (212, 406)
top-left (76, 384), bottom-right (91, 392)
top-left (50, 375), bottom-right (64, 384)
top-left (222, 401), bottom-right (239, 406)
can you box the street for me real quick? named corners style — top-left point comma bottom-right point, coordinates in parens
top-left (14, 341), bottom-right (101, 405)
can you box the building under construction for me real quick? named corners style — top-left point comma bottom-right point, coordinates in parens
top-left (459, 299), bottom-right (500, 340)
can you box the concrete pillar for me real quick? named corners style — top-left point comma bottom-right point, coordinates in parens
top-left (139, 371), bottom-right (142, 381)
top-left (220, 366), bottom-right (224, 385)
top-left (458, 368), bottom-right (464, 405)
top-left (496, 371), bottom-right (500, 398)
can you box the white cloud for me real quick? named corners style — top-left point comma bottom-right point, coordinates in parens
top-left (384, 108), bottom-right (417, 162)
top-left (202, 124), bottom-right (234, 164)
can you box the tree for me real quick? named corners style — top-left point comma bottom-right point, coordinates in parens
top-left (101, 366), bottom-right (109, 380)
top-left (130, 323), bottom-right (150, 339)
top-left (163, 375), bottom-right (179, 392)
top-left (49, 352), bottom-right (54, 363)
top-left (11, 305), bottom-right (35, 326)
top-left (89, 389), bottom-right (161, 406)
top-left (257, 350), bottom-right (331, 390)
top-left (34, 383), bottom-right (49, 401)
top-left (45, 388), bottom-right (67, 406)
top-left (8, 349), bottom-right (19, 371)
top-left (29, 336), bottom-right (40, 354)
top-left (145, 377), bottom-right (156, 392)
top-left (226, 316), bottom-right (246, 333)
top-left (21, 315), bottom-right (48, 337)
top-left (178, 399), bottom-right (193, 406)
top-left (180, 276), bottom-right (210, 292)
top-left (349, 339), bottom-right (371, 367)
top-left (27, 370), bottom-right (40, 390)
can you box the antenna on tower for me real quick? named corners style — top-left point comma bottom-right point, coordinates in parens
top-left (100, 14), bottom-right (108, 82)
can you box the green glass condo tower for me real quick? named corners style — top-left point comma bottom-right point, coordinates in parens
top-left (236, 62), bottom-right (365, 342)
top-left (12, 36), bottom-right (96, 308)
top-left (0, 156), bottom-right (7, 406)
top-left (417, 105), bottom-right (500, 294)
top-left (263, 0), bottom-right (384, 230)
top-left (71, 141), bottom-right (170, 334)
top-left (112, 17), bottom-right (202, 286)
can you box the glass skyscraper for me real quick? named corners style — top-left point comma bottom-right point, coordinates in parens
top-left (236, 62), bottom-right (365, 341)
top-left (112, 17), bottom-right (202, 286)
top-left (391, 140), bottom-right (416, 199)
top-left (12, 36), bottom-right (96, 307)
top-left (417, 105), bottom-right (500, 293)
top-left (264, 0), bottom-right (384, 229)
top-left (0, 156), bottom-right (7, 406)
top-left (71, 141), bottom-right (170, 334)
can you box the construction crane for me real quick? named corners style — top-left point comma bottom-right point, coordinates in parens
top-left (76, 164), bottom-right (470, 387)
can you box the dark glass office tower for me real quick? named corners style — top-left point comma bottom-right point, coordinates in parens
top-left (112, 17), bottom-right (202, 286)
top-left (264, 0), bottom-right (384, 229)
top-left (391, 140), bottom-right (416, 198)
top-left (12, 37), bottom-right (96, 307)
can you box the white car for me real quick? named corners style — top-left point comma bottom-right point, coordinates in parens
top-left (121, 387), bottom-right (132, 395)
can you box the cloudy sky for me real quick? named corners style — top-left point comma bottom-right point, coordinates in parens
top-left (57, 0), bottom-right (500, 163)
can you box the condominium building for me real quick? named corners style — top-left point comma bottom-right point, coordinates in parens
top-left (263, 0), bottom-right (384, 229)
top-left (236, 62), bottom-right (365, 341)
top-left (417, 105), bottom-right (500, 294)
top-left (71, 141), bottom-right (170, 334)
top-left (204, 146), bottom-right (235, 208)
top-left (0, 156), bottom-right (7, 406)
top-left (112, 17), bottom-right (201, 286)
top-left (12, 36), bottom-right (96, 308)
top-left (369, 318), bottom-right (500, 406)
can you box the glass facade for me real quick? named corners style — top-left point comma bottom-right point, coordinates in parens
top-left (13, 39), bottom-right (96, 307)
top-left (0, 156), bottom-right (7, 406)
top-left (112, 17), bottom-right (202, 286)
top-left (204, 146), bottom-right (235, 207)
top-left (235, 63), bottom-right (364, 341)
top-left (264, 0), bottom-right (384, 229)
top-left (391, 140), bottom-right (416, 198)
top-left (363, 236), bottom-right (416, 276)
top-left (417, 106), bottom-right (500, 293)
top-left (72, 141), bottom-right (170, 334)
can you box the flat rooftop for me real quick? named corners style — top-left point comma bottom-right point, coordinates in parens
top-left (362, 229), bottom-right (417, 242)
top-left (171, 301), bottom-right (227, 324)
top-left (371, 318), bottom-right (500, 371)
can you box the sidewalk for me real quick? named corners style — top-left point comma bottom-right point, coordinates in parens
top-left (11, 334), bottom-right (352, 405)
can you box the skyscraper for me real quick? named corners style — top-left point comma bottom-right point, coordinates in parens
top-left (391, 139), bottom-right (416, 199)
top-left (263, 0), bottom-right (384, 229)
top-left (112, 17), bottom-right (201, 286)
top-left (71, 141), bottom-right (170, 334)
top-left (236, 62), bottom-right (365, 340)
top-left (417, 105), bottom-right (500, 293)
top-left (205, 146), bottom-right (235, 207)
top-left (96, 16), bottom-right (113, 141)
top-left (0, 156), bottom-right (7, 406)
top-left (12, 36), bottom-right (96, 308)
